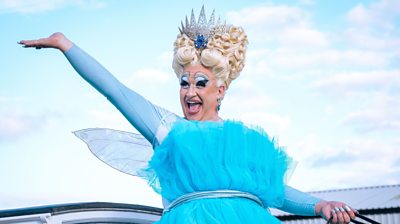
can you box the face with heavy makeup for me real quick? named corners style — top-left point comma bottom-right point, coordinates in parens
top-left (179, 64), bottom-right (226, 121)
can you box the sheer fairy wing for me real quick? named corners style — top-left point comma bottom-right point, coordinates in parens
top-left (73, 128), bottom-right (153, 177)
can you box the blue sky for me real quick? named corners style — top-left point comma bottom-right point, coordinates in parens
top-left (1, 0), bottom-right (399, 210)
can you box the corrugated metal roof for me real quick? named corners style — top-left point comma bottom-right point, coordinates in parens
top-left (272, 184), bottom-right (400, 216)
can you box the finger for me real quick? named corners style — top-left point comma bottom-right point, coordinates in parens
top-left (335, 207), bottom-right (345, 224)
top-left (18, 40), bottom-right (31, 45)
top-left (18, 40), bottom-right (38, 47)
top-left (340, 207), bottom-right (351, 223)
top-left (18, 39), bottom-right (46, 47)
top-left (344, 205), bottom-right (356, 220)
top-left (331, 209), bottom-right (338, 223)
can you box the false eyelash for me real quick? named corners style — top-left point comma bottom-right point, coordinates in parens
top-left (180, 81), bottom-right (189, 87)
top-left (196, 80), bottom-right (208, 87)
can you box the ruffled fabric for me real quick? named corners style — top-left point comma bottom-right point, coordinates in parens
top-left (142, 120), bottom-right (292, 223)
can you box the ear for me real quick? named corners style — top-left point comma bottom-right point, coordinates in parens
top-left (218, 85), bottom-right (226, 100)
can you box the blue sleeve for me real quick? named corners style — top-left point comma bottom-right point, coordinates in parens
top-left (64, 44), bottom-right (173, 147)
top-left (276, 185), bottom-right (321, 216)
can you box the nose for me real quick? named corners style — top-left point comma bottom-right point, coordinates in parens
top-left (186, 84), bottom-right (197, 98)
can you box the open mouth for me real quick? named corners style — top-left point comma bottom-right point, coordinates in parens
top-left (187, 101), bottom-right (202, 115)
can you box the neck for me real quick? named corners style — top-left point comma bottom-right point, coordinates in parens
top-left (201, 114), bottom-right (223, 122)
top-left (185, 114), bottom-right (223, 122)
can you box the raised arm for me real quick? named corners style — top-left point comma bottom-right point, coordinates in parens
top-left (19, 33), bottom-right (176, 147)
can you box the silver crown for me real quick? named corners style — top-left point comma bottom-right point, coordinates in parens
top-left (179, 6), bottom-right (227, 49)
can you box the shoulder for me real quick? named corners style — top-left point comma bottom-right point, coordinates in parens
top-left (154, 114), bottom-right (184, 146)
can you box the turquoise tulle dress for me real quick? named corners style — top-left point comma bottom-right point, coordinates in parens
top-left (140, 120), bottom-right (291, 223)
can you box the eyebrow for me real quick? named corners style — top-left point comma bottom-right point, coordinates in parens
top-left (180, 71), bottom-right (210, 81)
top-left (194, 72), bottom-right (209, 79)
top-left (180, 73), bottom-right (189, 80)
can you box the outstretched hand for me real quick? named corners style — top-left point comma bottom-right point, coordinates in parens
top-left (315, 200), bottom-right (357, 224)
top-left (18, 32), bottom-right (73, 52)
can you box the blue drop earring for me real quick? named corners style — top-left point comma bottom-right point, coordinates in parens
top-left (217, 96), bottom-right (221, 111)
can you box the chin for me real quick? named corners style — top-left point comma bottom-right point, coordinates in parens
top-left (185, 115), bottom-right (200, 121)
top-left (184, 112), bottom-right (202, 121)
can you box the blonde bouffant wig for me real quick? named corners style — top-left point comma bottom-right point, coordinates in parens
top-left (172, 25), bottom-right (248, 89)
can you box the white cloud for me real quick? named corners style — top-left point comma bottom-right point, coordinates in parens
top-left (0, 110), bottom-right (56, 141)
top-left (157, 51), bottom-right (174, 70)
top-left (87, 109), bottom-right (134, 131)
top-left (311, 70), bottom-right (400, 97)
top-left (0, 0), bottom-right (67, 13)
top-left (221, 1), bottom-right (397, 95)
top-left (240, 112), bottom-right (291, 136)
top-left (278, 27), bottom-right (329, 48)
top-left (312, 49), bottom-right (389, 68)
top-left (289, 134), bottom-right (329, 161)
top-left (243, 49), bottom-right (275, 77)
top-left (311, 70), bottom-right (400, 133)
top-left (0, 0), bottom-right (105, 14)
top-left (223, 77), bottom-right (277, 110)
top-left (344, 0), bottom-right (400, 51)
top-left (346, 0), bottom-right (400, 29)
top-left (289, 133), bottom-right (399, 190)
top-left (344, 28), bottom-right (400, 50)
top-left (0, 114), bottom-right (32, 139)
top-left (227, 4), bottom-right (329, 48)
top-left (228, 5), bottom-right (307, 27)
top-left (226, 2), bottom-right (398, 82)
top-left (127, 51), bottom-right (174, 86)
top-left (129, 68), bottom-right (172, 84)
top-left (0, 96), bottom-right (25, 102)
top-left (346, 4), bottom-right (371, 25)
top-left (244, 48), bottom-right (392, 79)
top-left (342, 94), bottom-right (400, 132)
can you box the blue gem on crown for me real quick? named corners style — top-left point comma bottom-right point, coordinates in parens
top-left (194, 34), bottom-right (208, 49)
top-left (179, 6), bottom-right (227, 50)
